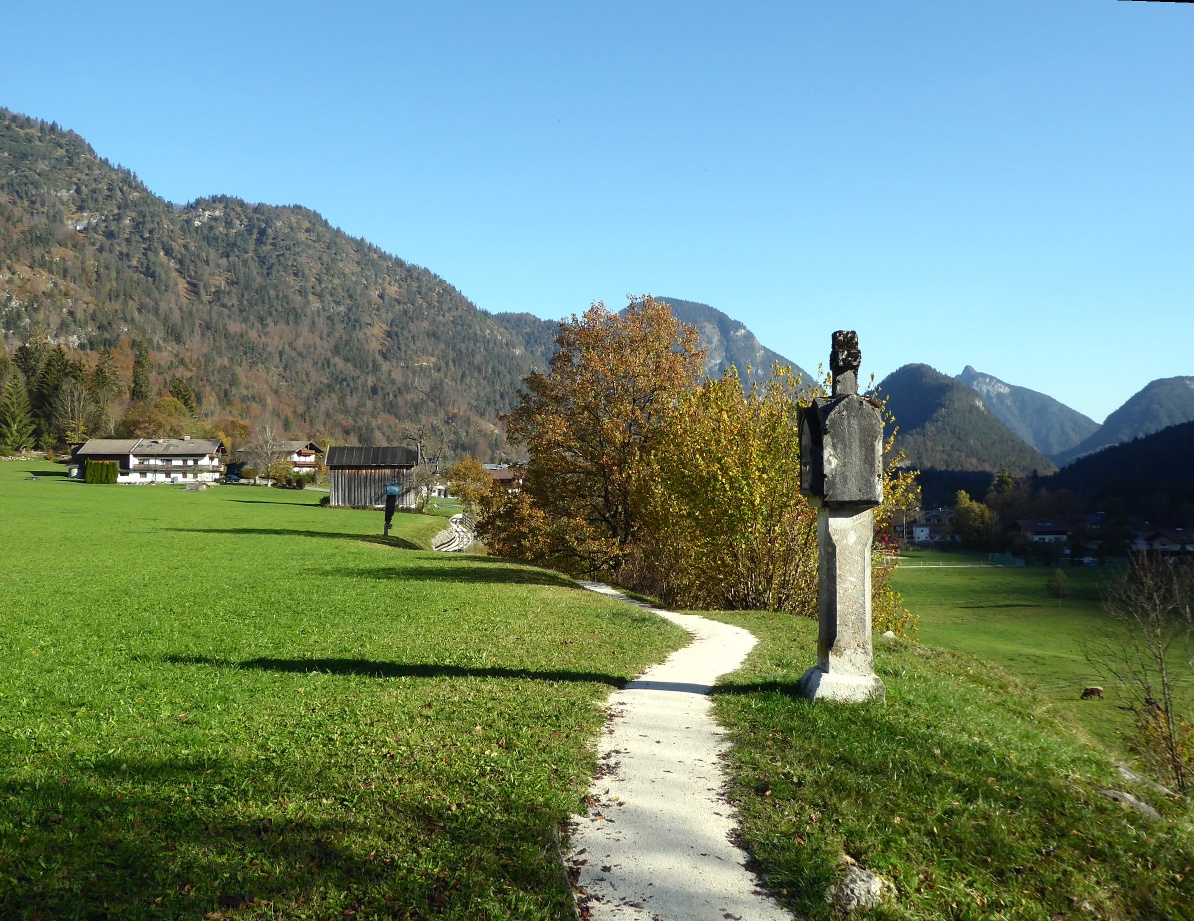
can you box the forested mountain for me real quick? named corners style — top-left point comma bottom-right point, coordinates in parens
top-left (658, 298), bottom-right (811, 385)
top-left (0, 108), bottom-right (543, 456)
top-left (955, 365), bottom-right (1100, 460)
top-left (878, 364), bottom-right (1056, 475)
top-left (1054, 376), bottom-right (1194, 466)
top-left (1048, 420), bottom-right (1194, 526)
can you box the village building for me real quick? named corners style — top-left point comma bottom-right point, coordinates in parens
top-left (911, 508), bottom-right (956, 544)
top-left (325, 445), bottom-right (418, 508)
top-left (72, 437), bottom-right (226, 484)
top-left (1012, 519), bottom-right (1074, 544)
top-left (484, 464), bottom-right (524, 492)
top-left (1131, 528), bottom-right (1194, 554)
top-left (280, 441), bottom-right (324, 476)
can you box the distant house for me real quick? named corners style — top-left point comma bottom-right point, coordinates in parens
top-left (1012, 519), bottom-right (1073, 543)
top-left (325, 445), bottom-right (419, 508)
top-left (484, 465), bottom-right (524, 493)
top-left (911, 508), bottom-right (955, 544)
top-left (1131, 528), bottom-right (1194, 554)
top-left (73, 438), bottom-right (226, 484)
top-left (280, 441), bottom-right (324, 476)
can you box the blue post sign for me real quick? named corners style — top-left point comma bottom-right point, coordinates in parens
top-left (383, 483), bottom-right (400, 536)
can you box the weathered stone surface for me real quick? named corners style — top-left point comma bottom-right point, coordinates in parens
top-left (825, 858), bottom-right (896, 913)
top-left (800, 395), bottom-right (884, 507)
top-left (829, 330), bottom-right (862, 397)
top-left (1116, 763), bottom-right (1175, 797)
top-left (1098, 788), bottom-right (1160, 821)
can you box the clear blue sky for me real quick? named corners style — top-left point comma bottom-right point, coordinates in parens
top-left (3, 1), bottom-right (1191, 423)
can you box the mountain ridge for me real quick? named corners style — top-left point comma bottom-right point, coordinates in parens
top-left (878, 363), bottom-right (1056, 476)
top-left (1054, 376), bottom-right (1194, 466)
top-left (955, 365), bottom-right (1100, 460)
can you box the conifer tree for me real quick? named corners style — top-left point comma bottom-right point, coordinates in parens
top-left (0, 369), bottom-right (37, 454)
top-left (130, 339), bottom-right (152, 402)
top-left (168, 378), bottom-right (198, 416)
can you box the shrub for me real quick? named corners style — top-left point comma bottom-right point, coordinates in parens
top-left (83, 460), bottom-right (118, 484)
top-left (319, 494), bottom-right (330, 507)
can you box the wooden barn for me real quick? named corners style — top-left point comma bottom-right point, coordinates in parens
top-left (325, 446), bottom-right (419, 508)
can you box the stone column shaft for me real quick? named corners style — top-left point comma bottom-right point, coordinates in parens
top-left (800, 505), bottom-right (885, 703)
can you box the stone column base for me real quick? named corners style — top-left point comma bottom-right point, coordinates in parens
top-left (799, 666), bottom-right (885, 704)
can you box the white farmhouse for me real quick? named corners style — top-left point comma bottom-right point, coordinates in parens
top-left (73, 438), bottom-right (227, 484)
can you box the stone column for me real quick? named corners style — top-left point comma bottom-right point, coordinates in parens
top-left (801, 506), bottom-right (885, 702)
top-left (797, 330), bottom-right (886, 703)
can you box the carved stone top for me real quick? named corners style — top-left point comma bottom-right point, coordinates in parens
top-left (830, 330), bottom-right (861, 396)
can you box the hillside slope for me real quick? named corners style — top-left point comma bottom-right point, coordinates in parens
top-left (956, 365), bottom-right (1100, 459)
top-left (1049, 419), bottom-right (1194, 525)
top-left (660, 298), bottom-right (811, 385)
top-left (0, 108), bottom-right (541, 455)
top-left (879, 364), bottom-right (1056, 475)
top-left (1056, 376), bottom-right (1194, 466)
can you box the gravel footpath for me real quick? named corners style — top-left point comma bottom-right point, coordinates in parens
top-left (567, 583), bottom-right (793, 921)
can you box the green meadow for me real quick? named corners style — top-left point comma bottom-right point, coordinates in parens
top-left (0, 460), bottom-right (686, 919)
top-left (892, 552), bottom-right (1159, 752)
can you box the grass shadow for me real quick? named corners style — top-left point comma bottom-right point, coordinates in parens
top-left (320, 563), bottom-right (578, 588)
top-left (712, 680), bottom-right (808, 698)
top-left (28, 467), bottom-right (69, 477)
top-left (227, 497), bottom-right (326, 508)
top-left (160, 653), bottom-right (625, 687)
top-left (168, 526), bottom-right (422, 551)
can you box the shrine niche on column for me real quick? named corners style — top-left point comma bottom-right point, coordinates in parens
top-left (797, 330), bottom-right (886, 703)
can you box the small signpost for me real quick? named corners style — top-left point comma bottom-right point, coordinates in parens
top-left (383, 483), bottom-right (400, 536)
top-left (797, 331), bottom-right (886, 703)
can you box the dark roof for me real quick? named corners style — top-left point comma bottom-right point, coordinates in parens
top-left (325, 445), bottom-right (418, 468)
top-left (1013, 519), bottom-right (1073, 534)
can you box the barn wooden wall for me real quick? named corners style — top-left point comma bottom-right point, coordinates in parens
top-left (329, 467), bottom-right (417, 508)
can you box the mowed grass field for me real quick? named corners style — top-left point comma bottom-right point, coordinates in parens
top-left (891, 552), bottom-right (1152, 752)
top-left (0, 460), bottom-right (686, 920)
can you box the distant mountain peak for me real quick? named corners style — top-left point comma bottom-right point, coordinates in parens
top-left (955, 366), bottom-right (1099, 461)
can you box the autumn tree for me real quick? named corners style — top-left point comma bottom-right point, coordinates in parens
top-left (116, 395), bottom-right (194, 438)
top-left (489, 296), bottom-right (706, 576)
top-left (1046, 568), bottom-right (1071, 606)
top-left (445, 456), bottom-right (496, 517)
top-left (954, 489), bottom-right (994, 550)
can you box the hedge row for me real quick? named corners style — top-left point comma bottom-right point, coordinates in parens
top-left (84, 460), bottom-right (119, 484)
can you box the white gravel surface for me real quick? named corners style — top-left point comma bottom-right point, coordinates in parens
top-left (567, 583), bottom-right (794, 921)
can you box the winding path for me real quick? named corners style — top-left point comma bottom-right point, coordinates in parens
top-left (568, 583), bottom-right (793, 921)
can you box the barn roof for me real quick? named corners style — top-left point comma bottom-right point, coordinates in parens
top-left (325, 445), bottom-right (418, 468)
